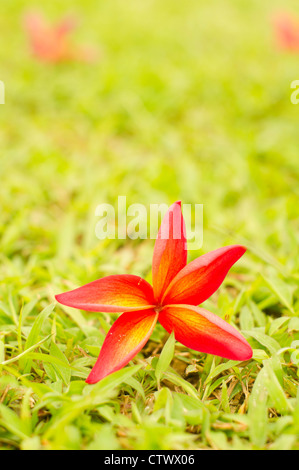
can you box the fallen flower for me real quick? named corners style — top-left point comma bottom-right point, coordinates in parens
top-left (24, 11), bottom-right (97, 63)
top-left (56, 201), bottom-right (252, 384)
top-left (272, 11), bottom-right (299, 51)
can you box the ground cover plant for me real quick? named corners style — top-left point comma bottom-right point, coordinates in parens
top-left (1, 0), bottom-right (299, 450)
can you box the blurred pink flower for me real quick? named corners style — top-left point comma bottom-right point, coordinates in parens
top-left (24, 12), bottom-right (98, 63)
top-left (273, 12), bottom-right (299, 51)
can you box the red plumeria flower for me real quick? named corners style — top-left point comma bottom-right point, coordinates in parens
top-left (272, 12), bottom-right (299, 51)
top-left (24, 12), bottom-right (97, 63)
top-left (56, 202), bottom-right (252, 384)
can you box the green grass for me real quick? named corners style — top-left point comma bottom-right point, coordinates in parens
top-left (1, 0), bottom-right (299, 450)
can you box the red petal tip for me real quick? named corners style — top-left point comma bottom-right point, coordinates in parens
top-left (162, 244), bottom-right (247, 306)
top-left (85, 309), bottom-right (158, 384)
top-left (54, 275), bottom-right (155, 313)
top-left (159, 305), bottom-right (253, 362)
top-left (85, 375), bottom-right (98, 385)
top-left (240, 345), bottom-right (253, 361)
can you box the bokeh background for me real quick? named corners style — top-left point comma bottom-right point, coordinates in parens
top-left (1, 0), bottom-right (299, 450)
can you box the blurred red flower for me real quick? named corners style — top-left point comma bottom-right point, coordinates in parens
top-left (273, 12), bottom-right (299, 51)
top-left (24, 12), bottom-right (97, 63)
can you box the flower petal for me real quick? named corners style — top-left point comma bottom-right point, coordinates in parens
top-left (152, 201), bottom-right (187, 302)
top-left (162, 245), bottom-right (246, 306)
top-left (86, 309), bottom-right (158, 383)
top-left (159, 305), bottom-right (252, 361)
top-left (55, 274), bottom-right (155, 313)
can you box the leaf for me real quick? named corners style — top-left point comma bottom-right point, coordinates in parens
top-left (206, 430), bottom-right (229, 450)
top-left (288, 317), bottom-right (299, 331)
top-left (43, 366), bottom-right (142, 439)
top-left (26, 352), bottom-right (74, 371)
top-left (1, 334), bottom-right (52, 366)
top-left (0, 301), bottom-right (13, 321)
top-left (248, 367), bottom-right (268, 448)
top-left (269, 435), bottom-right (297, 451)
top-left (174, 393), bottom-right (205, 425)
top-left (243, 330), bottom-right (280, 355)
top-left (268, 317), bottom-right (289, 337)
top-left (263, 271), bottom-right (295, 313)
top-left (0, 404), bottom-right (31, 440)
top-left (262, 359), bottom-right (291, 415)
top-left (57, 304), bottom-right (88, 329)
top-left (23, 303), bottom-right (55, 373)
top-left (87, 365), bottom-right (142, 402)
top-left (24, 304), bottom-right (55, 350)
top-left (155, 331), bottom-right (175, 388)
top-left (252, 349), bottom-right (269, 363)
top-left (0, 339), bottom-right (4, 363)
top-left (22, 298), bottom-right (39, 324)
top-left (249, 301), bottom-right (266, 327)
top-left (49, 342), bottom-right (71, 386)
top-left (164, 371), bottom-right (199, 400)
top-left (1, 365), bottom-right (54, 398)
top-left (239, 306), bottom-right (254, 331)
top-left (220, 381), bottom-right (230, 413)
top-left (204, 359), bottom-right (240, 385)
top-left (124, 377), bottom-right (145, 400)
